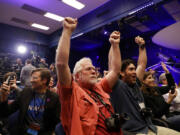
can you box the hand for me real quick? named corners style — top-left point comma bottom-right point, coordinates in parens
top-left (135, 36), bottom-right (145, 46)
top-left (167, 89), bottom-right (177, 104)
top-left (161, 62), bottom-right (169, 73)
top-left (63, 17), bottom-right (78, 33)
top-left (9, 79), bottom-right (17, 89)
top-left (109, 31), bottom-right (121, 45)
top-left (0, 82), bottom-right (10, 102)
top-left (149, 69), bottom-right (156, 75)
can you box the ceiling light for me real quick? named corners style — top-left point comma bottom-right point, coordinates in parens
top-left (104, 31), bottom-right (108, 35)
top-left (62, 0), bottom-right (85, 10)
top-left (17, 45), bottom-right (27, 54)
top-left (31, 23), bottom-right (49, 30)
top-left (71, 33), bottom-right (84, 39)
top-left (128, 2), bottom-right (154, 15)
top-left (44, 12), bottom-right (64, 22)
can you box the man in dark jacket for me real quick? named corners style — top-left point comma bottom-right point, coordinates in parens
top-left (0, 68), bottom-right (60, 135)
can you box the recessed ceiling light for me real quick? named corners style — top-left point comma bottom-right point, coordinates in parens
top-left (44, 12), bottom-right (64, 22)
top-left (62, 0), bottom-right (85, 10)
top-left (31, 23), bottom-right (49, 30)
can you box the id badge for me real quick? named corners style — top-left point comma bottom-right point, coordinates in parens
top-left (27, 128), bottom-right (38, 135)
top-left (139, 102), bottom-right (145, 109)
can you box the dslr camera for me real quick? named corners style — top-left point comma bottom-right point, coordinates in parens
top-left (105, 113), bottom-right (129, 132)
top-left (140, 108), bottom-right (152, 118)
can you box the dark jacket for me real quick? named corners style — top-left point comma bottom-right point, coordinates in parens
top-left (142, 73), bottom-right (175, 118)
top-left (0, 87), bottom-right (60, 135)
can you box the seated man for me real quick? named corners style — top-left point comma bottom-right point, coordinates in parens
top-left (110, 36), bottom-right (180, 135)
top-left (0, 68), bottom-right (60, 135)
top-left (56, 17), bottom-right (123, 135)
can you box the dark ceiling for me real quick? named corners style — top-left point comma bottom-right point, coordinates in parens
top-left (82, 0), bottom-right (180, 40)
top-left (68, 0), bottom-right (180, 82)
top-left (0, 0), bottom-right (180, 82)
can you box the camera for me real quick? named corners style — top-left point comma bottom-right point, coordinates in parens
top-left (170, 86), bottom-right (175, 94)
top-left (140, 108), bottom-right (152, 118)
top-left (105, 113), bottom-right (129, 132)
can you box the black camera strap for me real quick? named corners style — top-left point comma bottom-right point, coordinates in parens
top-left (86, 89), bottom-right (114, 119)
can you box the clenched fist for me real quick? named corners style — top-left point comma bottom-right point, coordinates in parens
top-left (161, 62), bottom-right (169, 73)
top-left (135, 36), bottom-right (145, 46)
top-left (63, 17), bottom-right (78, 32)
top-left (109, 31), bottom-right (121, 45)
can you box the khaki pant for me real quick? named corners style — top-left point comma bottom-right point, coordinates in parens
top-left (136, 126), bottom-right (180, 135)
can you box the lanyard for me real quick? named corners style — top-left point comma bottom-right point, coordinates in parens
top-left (86, 89), bottom-right (113, 119)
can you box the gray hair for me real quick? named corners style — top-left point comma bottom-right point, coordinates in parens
top-left (159, 73), bottom-right (166, 84)
top-left (73, 57), bottom-right (92, 77)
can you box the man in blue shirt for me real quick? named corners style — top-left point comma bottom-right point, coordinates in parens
top-left (0, 68), bottom-right (60, 135)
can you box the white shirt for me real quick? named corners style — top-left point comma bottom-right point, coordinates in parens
top-left (163, 88), bottom-right (180, 112)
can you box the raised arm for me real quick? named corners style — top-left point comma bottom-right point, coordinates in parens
top-left (161, 62), bottom-right (175, 89)
top-left (161, 62), bottom-right (177, 103)
top-left (55, 17), bottom-right (77, 86)
top-left (135, 36), bottom-right (147, 81)
top-left (161, 62), bottom-right (169, 74)
top-left (105, 31), bottom-right (121, 89)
